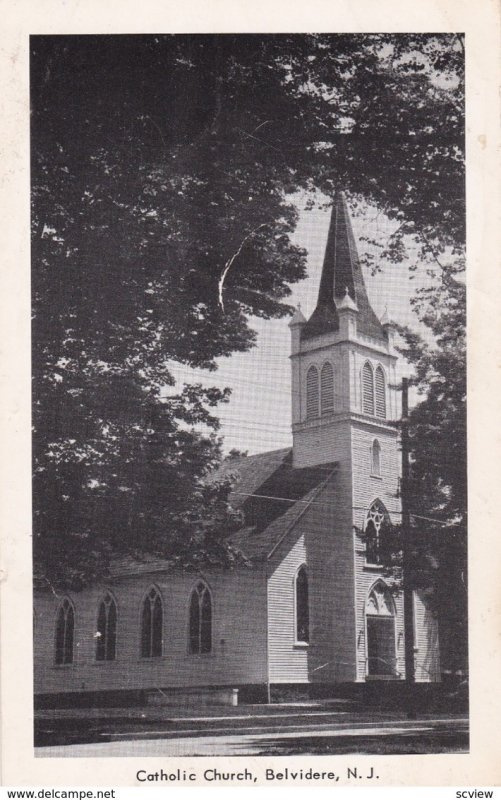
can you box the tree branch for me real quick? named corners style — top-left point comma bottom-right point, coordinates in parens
top-left (218, 225), bottom-right (268, 312)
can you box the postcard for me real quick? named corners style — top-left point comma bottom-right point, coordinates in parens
top-left (0, 0), bottom-right (499, 791)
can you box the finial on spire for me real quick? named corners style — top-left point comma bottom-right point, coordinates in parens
top-left (288, 304), bottom-right (306, 327)
top-left (380, 305), bottom-right (395, 327)
top-left (337, 288), bottom-right (358, 313)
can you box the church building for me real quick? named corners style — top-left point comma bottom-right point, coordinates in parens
top-left (33, 193), bottom-right (441, 706)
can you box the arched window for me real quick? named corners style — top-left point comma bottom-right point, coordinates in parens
top-left (375, 366), bottom-right (386, 419)
top-left (320, 362), bottom-right (334, 415)
top-left (55, 598), bottom-right (74, 665)
top-left (295, 566), bottom-right (309, 643)
top-left (306, 365), bottom-right (319, 419)
top-left (96, 592), bottom-right (117, 662)
top-left (371, 439), bottom-right (381, 477)
top-left (141, 587), bottom-right (163, 658)
top-left (362, 361), bottom-right (375, 415)
top-left (365, 499), bottom-right (390, 565)
top-left (189, 581), bottom-right (212, 654)
top-left (366, 583), bottom-right (396, 676)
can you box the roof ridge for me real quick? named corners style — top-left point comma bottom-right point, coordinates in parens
top-left (222, 447), bottom-right (291, 467)
top-left (266, 464), bottom-right (338, 559)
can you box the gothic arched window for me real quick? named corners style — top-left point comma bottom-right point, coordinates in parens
top-left (55, 598), bottom-right (74, 665)
top-left (362, 362), bottom-right (375, 415)
top-left (295, 566), bottom-right (309, 644)
top-left (375, 366), bottom-right (386, 419)
top-left (189, 581), bottom-right (212, 654)
top-left (306, 365), bottom-right (319, 419)
top-left (96, 592), bottom-right (117, 662)
top-left (141, 587), bottom-right (163, 658)
top-left (371, 439), bottom-right (381, 477)
top-left (365, 499), bottom-right (390, 565)
top-left (320, 362), bottom-right (334, 415)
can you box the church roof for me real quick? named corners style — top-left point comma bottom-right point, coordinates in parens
top-left (214, 448), bottom-right (337, 561)
top-left (106, 448), bottom-right (337, 577)
top-left (301, 191), bottom-right (385, 342)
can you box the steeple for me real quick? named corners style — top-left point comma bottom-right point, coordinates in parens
top-left (301, 192), bottom-right (385, 341)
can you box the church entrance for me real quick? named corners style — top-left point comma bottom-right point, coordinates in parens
top-left (366, 584), bottom-right (397, 677)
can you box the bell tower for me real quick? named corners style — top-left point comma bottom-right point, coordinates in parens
top-left (289, 191), bottom-right (399, 471)
top-left (289, 192), bottom-right (404, 682)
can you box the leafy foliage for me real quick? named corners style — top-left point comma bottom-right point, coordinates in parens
top-left (397, 268), bottom-right (467, 671)
top-left (404, 271), bottom-right (466, 527)
top-left (31, 34), bottom-right (464, 587)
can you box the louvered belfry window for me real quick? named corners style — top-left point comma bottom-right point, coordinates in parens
top-left (306, 365), bottom-right (319, 419)
top-left (320, 362), bottom-right (334, 415)
top-left (375, 366), bottom-right (386, 419)
top-left (362, 362), bottom-right (375, 415)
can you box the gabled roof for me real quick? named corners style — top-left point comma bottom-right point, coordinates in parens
top-left (301, 191), bottom-right (385, 342)
top-left (218, 448), bottom-right (337, 560)
top-left (105, 449), bottom-right (337, 577)
top-left (213, 448), bottom-right (293, 512)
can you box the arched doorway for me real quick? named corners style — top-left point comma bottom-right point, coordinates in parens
top-left (365, 583), bottom-right (397, 677)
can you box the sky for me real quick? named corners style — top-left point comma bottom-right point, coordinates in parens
top-left (168, 192), bottom-right (433, 455)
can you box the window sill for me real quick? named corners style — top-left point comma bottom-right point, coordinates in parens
top-left (138, 655), bottom-right (166, 662)
top-left (364, 562), bottom-right (385, 570)
top-left (186, 651), bottom-right (215, 658)
top-left (293, 641), bottom-right (309, 649)
top-left (365, 675), bottom-right (402, 681)
top-left (52, 663), bottom-right (75, 670)
top-left (370, 474), bottom-right (383, 480)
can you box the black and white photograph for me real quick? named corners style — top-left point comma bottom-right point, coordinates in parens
top-left (28, 32), bottom-right (470, 760)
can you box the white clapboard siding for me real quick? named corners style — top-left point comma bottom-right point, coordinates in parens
top-left (34, 568), bottom-right (268, 695)
top-left (267, 473), bottom-right (358, 685)
top-left (267, 535), bottom-right (309, 683)
top-left (292, 416), bottom-right (353, 470)
top-left (413, 590), bottom-right (441, 682)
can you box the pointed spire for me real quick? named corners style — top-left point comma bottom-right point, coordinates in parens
top-left (301, 192), bottom-right (385, 341)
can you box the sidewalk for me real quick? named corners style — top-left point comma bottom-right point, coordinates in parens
top-left (35, 699), bottom-right (467, 749)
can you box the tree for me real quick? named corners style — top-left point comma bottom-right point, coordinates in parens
top-left (399, 267), bottom-right (467, 676)
top-left (31, 34), bottom-right (464, 587)
top-left (371, 265), bottom-right (466, 676)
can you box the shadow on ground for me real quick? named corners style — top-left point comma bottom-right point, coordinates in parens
top-left (248, 729), bottom-right (469, 756)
